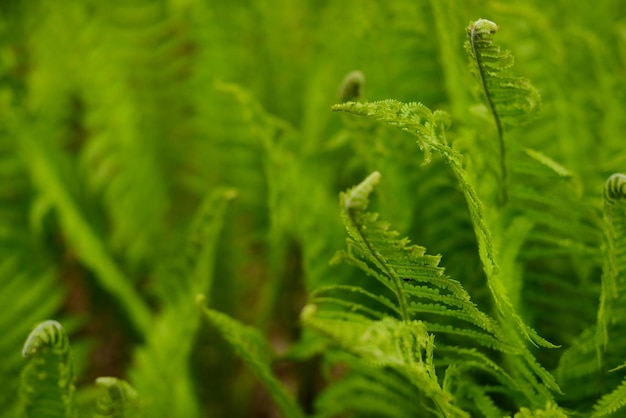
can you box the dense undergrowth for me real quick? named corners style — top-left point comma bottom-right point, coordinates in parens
top-left (3, 0), bottom-right (626, 417)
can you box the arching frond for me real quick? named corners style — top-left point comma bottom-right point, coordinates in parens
top-left (332, 100), bottom-right (450, 166)
top-left (509, 402), bottom-right (567, 418)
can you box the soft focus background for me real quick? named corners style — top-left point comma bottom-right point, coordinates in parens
top-left (2, 0), bottom-right (626, 416)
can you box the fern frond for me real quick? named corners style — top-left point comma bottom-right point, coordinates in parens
top-left (457, 384), bottom-right (507, 418)
top-left (94, 377), bottom-right (139, 418)
top-left (199, 300), bottom-right (306, 418)
top-left (509, 402), bottom-right (567, 418)
top-left (332, 100), bottom-right (449, 166)
top-left (591, 375), bottom-right (626, 417)
top-left (440, 346), bottom-right (520, 394)
top-left (332, 100), bottom-right (496, 277)
top-left (465, 19), bottom-right (541, 129)
top-left (301, 305), bottom-right (468, 417)
top-left (556, 327), bottom-right (605, 402)
top-left (324, 171), bottom-right (561, 410)
top-left (465, 18), bottom-right (541, 200)
top-left (18, 320), bottom-right (75, 418)
top-left (333, 100), bottom-right (557, 351)
top-left (311, 284), bottom-right (401, 318)
top-left (312, 352), bottom-right (427, 418)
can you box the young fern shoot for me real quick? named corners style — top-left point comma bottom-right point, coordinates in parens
top-left (19, 320), bottom-right (76, 418)
top-left (94, 377), bottom-right (139, 418)
top-left (341, 171), bottom-right (409, 321)
top-left (465, 19), bottom-right (541, 203)
top-left (598, 173), bottom-right (626, 350)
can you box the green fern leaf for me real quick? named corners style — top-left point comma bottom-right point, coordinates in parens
top-left (592, 375), bottom-right (626, 417)
top-left (312, 352), bottom-right (426, 418)
top-left (94, 377), bottom-right (139, 418)
top-left (301, 305), bottom-right (469, 417)
top-left (18, 320), bottom-right (75, 418)
top-left (509, 402), bottom-right (567, 418)
top-left (311, 284), bottom-right (401, 318)
top-left (522, 148), bottom-right (573, 179)
top-left (199, 299), bottom-right (306, 418)
top-left (332, 100), bottom-right (449, 166)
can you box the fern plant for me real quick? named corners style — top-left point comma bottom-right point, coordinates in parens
top-left (19, 320), bottom-right (76, 418)
top-left (320, 16), bottom-right (622, 417)
top-left (17, 320), bottom-right (141, 418)
top-left (302, 170), bottom-right (562, 416)
top-left (5, 1), bottom-right (626, 417)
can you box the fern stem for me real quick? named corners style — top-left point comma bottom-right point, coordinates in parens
top-left (470, 24), bottom-right (508, 204)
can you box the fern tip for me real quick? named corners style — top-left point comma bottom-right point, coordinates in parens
top-left (343, 171), bottom-right (381, 212)
top-left (21, 320), bottom-right (65, 358)
top-left (468, 19), bottom-right (498, 36)
top-left (196, 294), bottom-right (207, 306)
top-left (338, 70), bottom-right (365, 103)
top-left (604, 173), bottom-right (626, 204)
top-left (224, 188), bottom-right (238, 200)
top-left (300, 304), bottom-right (318, 322)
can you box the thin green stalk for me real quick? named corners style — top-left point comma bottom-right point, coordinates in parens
top-left (470, 24), bottom-right (508, 205)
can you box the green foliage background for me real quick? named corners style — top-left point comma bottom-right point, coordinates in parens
top-left (3, 0), bottom-right (626, 416)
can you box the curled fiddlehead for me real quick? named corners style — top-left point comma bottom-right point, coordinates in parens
top-left (604, 173), bottom-right (626, 205)
top-left (465, 18), bottom-right (541, 202)
top-left (338, 70), bottom-right (365, 103)
top-left (19, 320), bottom-right (75, 418)
top-left (94, 377), bottom-right (139, 418)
